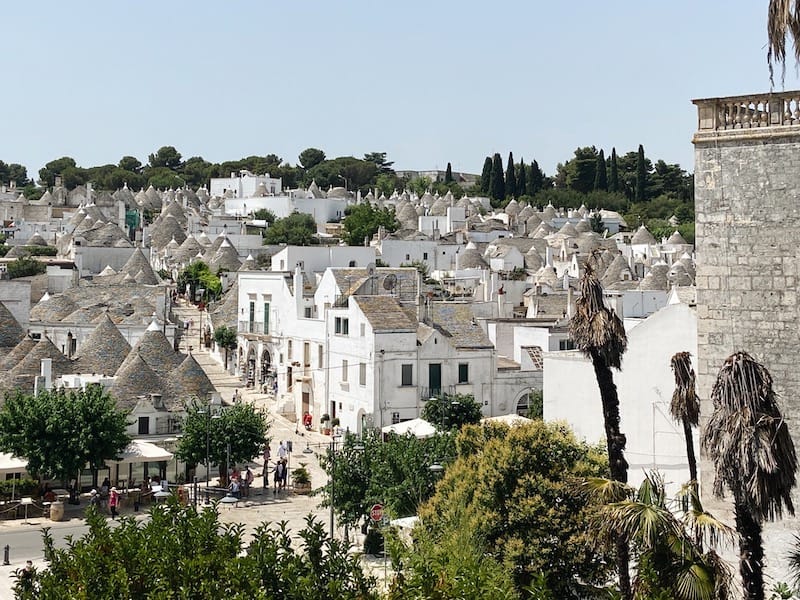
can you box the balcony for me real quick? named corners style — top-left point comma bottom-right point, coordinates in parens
top-left (693, 90), bottom-right (800, 134)
top-left (238, 320), bottom-right (269, 337)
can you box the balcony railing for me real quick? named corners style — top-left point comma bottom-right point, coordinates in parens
top-left (693, 90), bottom-right (800, 132)
top-left (238, 320), bottom-right (267, 335)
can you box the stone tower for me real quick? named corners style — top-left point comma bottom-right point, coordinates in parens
top-left (693, 90), bottom-right (800, 570)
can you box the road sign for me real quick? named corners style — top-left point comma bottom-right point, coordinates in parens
top-left (370, 503), bottom-right (383, 522)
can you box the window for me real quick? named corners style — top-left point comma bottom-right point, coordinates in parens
top-left (318, 344), bottom-right (323, 367)
top-left (342, 360), bottom-right (348, 382)
top-left (360, 323), bottom-right (365, 337)
top-left (405, 254), bottom-right (410, 261)
top-left (249, 301), bottom-right (255, 323)
top-left (401, 364), bottom-right (413, 386)
top-left (458, 363), bottom-right (469, 384)
top-left (288, 340), bottom-right (293, 360)
top-left (391, 412), bottom-right (401, 424)
top-left (304, 307), bottom-right (312, 318)
top-left (559, 339), bottom-right (576, 351)
top-left (263, 302), bottom-right (270, 332)
top-left (335, 317), bottom-right (349, 335)
top-left (359, 362), bottom-right (366, 386)
top-left (423, 252), bottom-right (428, 260)
top-left (138, 416), bottom-right (149, 435)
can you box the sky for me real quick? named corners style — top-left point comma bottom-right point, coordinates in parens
top-left (2, 1), bottom-right (798, 181)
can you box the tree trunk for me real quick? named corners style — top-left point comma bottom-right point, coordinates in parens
top-left (682, 420), bottom-right (697, 485)
top-left (735, 493), bottom-right (765, 600)
top-left (590, 349), bottom-right (631, 600)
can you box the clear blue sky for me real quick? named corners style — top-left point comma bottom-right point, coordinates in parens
top-left (2, 1), bottom-right (796, 180)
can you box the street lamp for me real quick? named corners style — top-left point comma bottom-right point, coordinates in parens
top-left (337, 174), bottom-right (348, 190)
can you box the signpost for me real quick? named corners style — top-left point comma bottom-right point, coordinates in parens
top-left (370, 503), bottom-right (383, 523)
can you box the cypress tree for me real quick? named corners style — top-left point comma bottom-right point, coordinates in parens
top-left (480, 156), bottom-right (492, 194)
top-left (491, 153), bottom-right (505, 205)
top-left (517, 156), bottom-right (527, 197)
top-left (593, 149), bottom-right (608, 191)
top-left (529, 160), bottom-right (543, 195)
top-left (444, 162), bottom-right (453, 184)
top-left (635, 144), bottom-right (647, 202)
top-left (609, 148), bottom-right (619, 193)
top-left (505, 152), bottom-right (516, 199)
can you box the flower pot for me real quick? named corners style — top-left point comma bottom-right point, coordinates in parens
top-left (293, 482), bottom-right (312, 495)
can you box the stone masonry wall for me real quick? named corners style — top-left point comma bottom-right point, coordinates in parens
top-left (694, 128), bottom-right (800, 578)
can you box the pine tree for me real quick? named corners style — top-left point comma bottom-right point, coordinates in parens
top-left (529, 160), bottom-right (544, 195)
top-left (444, 162), bottom-right (453, 184)
top-left (516, 156), bottom-right (527, 197)
top-left (609, 148), bottom-right (619, 193)
top-left (490, 153), bottom-right (505, 205)
top-left (635, 144), bottom-right (647, 202)
top-left (480, 156), bottom-right (492, 194)
top-left (593, 149), bottom-right (608, 191)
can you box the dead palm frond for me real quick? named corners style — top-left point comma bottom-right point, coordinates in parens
top-left (788, 533), bottom-right (800, 589)
top-left (702, 351), bottom-right (797, 521)
top-left (670, 352), bottom-right (699, 427)
top-left (767, 0), bottom-right (800, 85)
top-left (569, 261), bottom-right (627, 369)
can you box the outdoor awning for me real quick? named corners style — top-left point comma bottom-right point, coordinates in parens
top-left (481, 414), bottom-right (532, 426)
top-left (111, 440), bottom-right (174, 464)
top-left (0, 453), bottom-right (28, 475)
top-left (381, 418), bottom-right (437, 439)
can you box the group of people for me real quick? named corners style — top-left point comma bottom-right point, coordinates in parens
top-left (263, 440), bottom-right (290, 494)
top-left (89, 478), bottom-right (121, 519)
top-left (228, 465), bottom-right (254, 499)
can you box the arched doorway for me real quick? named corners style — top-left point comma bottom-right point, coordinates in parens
top-left (260, 349), bottom-right (272, 384)
top-left (246, 347), bottom-right (256, 387)
top-left (515, 388), bottom-right (543, 419)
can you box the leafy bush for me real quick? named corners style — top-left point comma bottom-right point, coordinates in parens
top-left (23, 246), bottom-right (57, 257)
top-left (7, 257), bottom-right (46, 279)
top-left (0, 478), bottom-right (37, 500)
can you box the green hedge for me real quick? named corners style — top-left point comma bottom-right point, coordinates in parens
top-left (0, 478), bottom-right (38, 500)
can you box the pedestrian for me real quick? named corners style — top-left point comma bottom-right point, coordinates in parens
top-left (278, 440), bottom-right (288, 460)
top-left (89, 489), bottom-right (101, 510)
top-left (274, 460), bottom-right (286, 494)
top-left (303, 411), bottom-right (313, 430)
top-left (229, 476), bottom-right (240, 499)
top-left (19, 560), bottom-right (34, 592)
top-left (109, 486), bottom-right (120, 519)
top-left (262, 445), bottom-right (271, 487)
top-left (243, 466), bottom-right (254, 497)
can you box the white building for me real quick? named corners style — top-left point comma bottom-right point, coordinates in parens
top-left (209, 170), bottom-right (281, 199)
top-left (543, 302), bottom-right (697, 492)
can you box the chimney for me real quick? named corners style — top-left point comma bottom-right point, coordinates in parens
top-left (39, 358), bottom-right (52, 392)
top-left (294, 262), bottom-right (304, 316)
top-left (567, 288), bottom-right (575, 319)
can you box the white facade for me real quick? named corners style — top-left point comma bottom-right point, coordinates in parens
top-left (209, 171), bottom-right (281, 198)
top-left (223, 195), bottom-right (351, 230)
top-left (543, 302), bottom-right (697, 493)
top-left (377, 239), bottom-right (460, 271)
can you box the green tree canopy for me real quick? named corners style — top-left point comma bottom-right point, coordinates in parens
top-left (176, 401), bottom-right (269, 482)
top-left (490, 153), bottom-right (505, 206)
top-left (505, 151), bottom-right (517, 199)
top-left (263, 212), bottom-right (318, 246)
top-left (252, 208), bottom-right (276, 224)
top-left (0, 386), bottom-right (130, 485)
top-left (410, 421), bottom-right (611, 596)
top-left (148, 145), bottom-right (182, 169)
top-left (444, 162), bottom-right (453, 184)
top-left (176, 260), bottom-right (222, 303)
top-left (23, 505), bottom-right (377, 599)
top-left (479, 156), bottom-right (493, 194)
top-left (38, 156), bottom-right (77, 188)
top-left (421, 393), bottom-right (482, 431)
top-left (363, 151), bottom-right (395, 174)
top-left (118, 156), bottom-right (142, 173)
top-left (341, 202), bottom-right (399, 246)
top-left (305, 156), bottom-right (379, 191)
top-left (213, 325), bottom-right (237, 369)
top-left (298, 147), bottom-right (326, 169)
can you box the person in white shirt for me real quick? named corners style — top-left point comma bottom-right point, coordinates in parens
top-left (277, 441), bottom-right (288, 460)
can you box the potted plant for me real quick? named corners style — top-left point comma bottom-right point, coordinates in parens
top-left (292, 463), bottom-right (312, 494)
top-left (321, 413), bottom-right (331, 435)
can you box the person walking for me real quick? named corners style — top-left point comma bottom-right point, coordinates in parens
top-left (243, 466), bottom-right (254, 497)
top-left (274, 460), bottom-right (287, 495)
top-left (109, 487), bottom-right (120, 519)
top-left (262, 445), bottom-right (271, 488)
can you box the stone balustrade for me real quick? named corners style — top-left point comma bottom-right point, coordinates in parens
top-left (693, 90), bottom-right (800, 131)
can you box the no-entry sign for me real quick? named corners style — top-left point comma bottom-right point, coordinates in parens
top-left (370, 503), bottom-right (384, 522)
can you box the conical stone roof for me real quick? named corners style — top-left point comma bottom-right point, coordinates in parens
top-left (0, 302), bottom-right (25, 349)
top-left (631, 225), bottom-right (657, 245)
top-left (168, 353), bottom-right (216, 403)
top-left (119, 247), bottom-right (160, 283)
top-left (9, 336), bottom-right (72, 390)
top-left (117, 321), bottom-right (182, 378)
top-left (111, 352), bottom-right (165, 410)
top-left (74, 312), bottom-right (132, 375)
top-left (1, 335), bottom-right (36, 370)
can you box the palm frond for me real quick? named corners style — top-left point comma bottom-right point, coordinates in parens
top-left (670, 351), bottom-right (699, 426)
top-left (788, 532), bottom-right (800, 589)
top-left (585, 476), bottom-right (632, 504)
top-left (569, 260), bottom-right (627, 369)
top-left (766, 0), bottom-right (800, 85)
top-left (701, 351), bottom-right (798, 522)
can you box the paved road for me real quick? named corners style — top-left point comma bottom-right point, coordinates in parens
top-left (0, 301), bottom-right (358, 599)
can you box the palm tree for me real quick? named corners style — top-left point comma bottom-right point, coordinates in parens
top-left (569, 260), bottom-right (631, 599)
top-left (767, 0), bottom-right (800, 83)
top-left (590, 472), bottom-right (734, 600)
top-left (670, 352), bottom-right (700, 488)
top-left (702, 351), bottom-right (798, 600)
